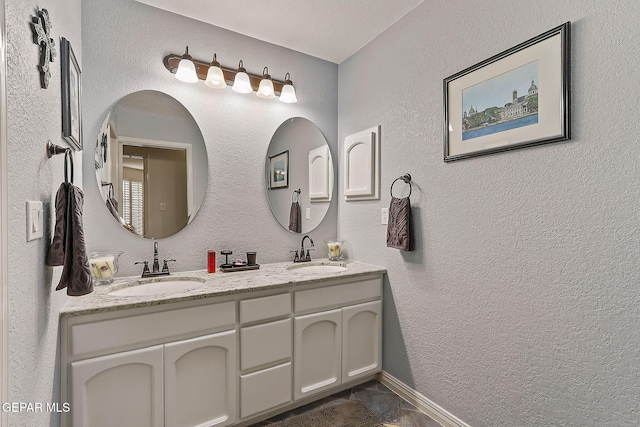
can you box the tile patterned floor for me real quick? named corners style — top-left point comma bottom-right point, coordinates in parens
top-left (252, 380), bottom-right (442, 427)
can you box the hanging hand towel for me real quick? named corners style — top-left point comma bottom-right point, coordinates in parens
top-left (386, 196), bottom-right (414, 251)
top-left (46, 182), bottom-right (93, 296)
top-left (288, 201), bottom-right (302, 233)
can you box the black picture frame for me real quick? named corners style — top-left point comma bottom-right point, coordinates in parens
top-left (444, 22), bottom-right (570, 162)
top-left (61, 37), bottom-right (82, 150)
top-left (269, 150), bottom-right (289, 189)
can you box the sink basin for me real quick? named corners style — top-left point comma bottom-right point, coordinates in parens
top-left (109, 279), bottom-right (206, 297)
top-left (287, 263), bottom-right (347, 274)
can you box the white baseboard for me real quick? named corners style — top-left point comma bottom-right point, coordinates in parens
top-left (377, 371), bottom-right (471, 427)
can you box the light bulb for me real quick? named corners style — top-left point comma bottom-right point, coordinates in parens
top-left (204, 53), bottom-right (227, 89)
top-left (232, 61), bottom-right (253, 93)
top-left (174, 46), bottom-right (198, 83)
top-left (257, 67), bottom-right (276, 99)
top-left (279, 73), bottom-right (297, 103)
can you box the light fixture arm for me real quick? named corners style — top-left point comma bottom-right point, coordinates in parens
top-left (163, 53), bottom-right (287, 94)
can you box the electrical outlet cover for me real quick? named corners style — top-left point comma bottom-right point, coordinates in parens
top-left (381, 208), bottom-right (389, 225)
top-left (26, 201), bottom-right (44, 241)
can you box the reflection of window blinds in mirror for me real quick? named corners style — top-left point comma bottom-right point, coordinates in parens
top-left (122, 154), bottom-right (145, 236)
top-left (131, 181), bottom-right (144, 235)
top-left (122, 180), bottom-right (144, 236)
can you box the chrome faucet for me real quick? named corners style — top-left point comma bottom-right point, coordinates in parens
top-left (152, 241), bottom-right (160, 274)
top-left (296, 235), bottom-right (314, 263)
top-left (135, 241), bottom-right (176, 278)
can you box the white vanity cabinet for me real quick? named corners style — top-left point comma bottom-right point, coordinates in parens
top-left (62, 300), bottom-right (237, 427)
top-left (70, 331), bottom-right (237, 427)
top-left (60, 266), bottom-right (385, 427)
top-left (239, 294), bottom-right (293, 419)
top-left (293, 277), bottom-right (382, 401)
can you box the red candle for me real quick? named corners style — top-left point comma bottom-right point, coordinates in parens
top-left (207, 250), bottom-right (216, 273)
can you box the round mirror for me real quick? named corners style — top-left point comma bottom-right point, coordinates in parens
top-left (265, 117), bottom-right (334, 233)
top-left (94, 90), bottom-right (207, 239)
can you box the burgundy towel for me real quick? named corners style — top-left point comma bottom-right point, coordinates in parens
top-left (386, 196), bottom-right (414, 251)
top-left (47, 182), bottom-right (93, 296)
top-left (288, 201), bottom-right (301, 233)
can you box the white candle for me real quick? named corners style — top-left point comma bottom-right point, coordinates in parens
top-left (90, 256), bottom-right (115, 279)
top-left (328, 242), bottom-right (341, 258)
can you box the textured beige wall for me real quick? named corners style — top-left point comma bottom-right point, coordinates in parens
top-left (338, 1), bottom-right (640, 426)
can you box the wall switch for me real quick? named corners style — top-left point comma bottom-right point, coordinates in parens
top-left (305, 208), bottom-right (311, 220)
top-left (381, 208), bottom-right (389, 225)
top-left (26, 201), bottom-right (44, 241)
top-left (160, 202), bottom-right (166, 211)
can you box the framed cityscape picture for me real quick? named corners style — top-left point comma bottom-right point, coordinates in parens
top-left (444, 22), bottom-right (570, 162)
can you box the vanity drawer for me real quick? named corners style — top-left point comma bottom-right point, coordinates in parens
top-left (240, 293), bottom-right (291, 324)
top-left (240, 362), bottom-right (292, 419)
top-left (241, 319), bottom-right (291, 371)
top-left (294, 278), bottom-right (382, 314)
top-left (70, 302), bottom-right (235, 358)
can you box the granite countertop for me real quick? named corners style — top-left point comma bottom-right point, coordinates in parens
top-left (60, 259), bottom-right (386, 318)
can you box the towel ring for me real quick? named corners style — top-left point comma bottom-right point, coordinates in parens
top-left (390, 174), bottom-right (412, 198)
top-left (64, 149), bottom-right (74, 184)
top-left (101, 181), bottom-right (114, 198)
top-left (292, 189), bottom-right (301, 203)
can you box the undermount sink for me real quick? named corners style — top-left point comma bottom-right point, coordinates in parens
top-left (287, 263), bottom-right (347, 274)
top-left (108, 279), bottom-right (207, 297)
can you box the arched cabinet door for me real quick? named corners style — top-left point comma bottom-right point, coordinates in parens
top-left (343, 126), bottom-right (380, 200)
top-left (342, 300), bottom-right (382, 382)
top-left (70, 345), bottom-right (164, 427)
top-left (308, 145), bottom-right (331, 201)
top-left (164, 330), bottom-right (237, 427)
top-left (293, 308), bottom-right (342, 400)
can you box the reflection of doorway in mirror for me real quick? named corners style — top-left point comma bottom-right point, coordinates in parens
top-left (120, 142), bottom-right (189, 239)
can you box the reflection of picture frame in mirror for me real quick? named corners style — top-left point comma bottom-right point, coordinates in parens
top-left (61, 37), bottom-right (82, 150)
top-left (94, 133), bottom-right (106, 169)
top-left (269, 150), bottom-right (289, 189)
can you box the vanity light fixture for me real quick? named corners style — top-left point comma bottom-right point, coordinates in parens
top-left (174, 46), bottom-right (198, 83)
top-left (204, 53), bottom-right (227, 89)
top-left (256, 67), bottom-right (276, 99)
top-left (232, 60), bottom-right (253, 94)
top-left (279, 73), bottom-right (298, 103)
top-left (163, 50), bottom-right (297, 103)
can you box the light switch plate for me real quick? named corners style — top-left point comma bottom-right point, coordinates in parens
top-left (305, 208), bottom-right (311, 220)
top-left (26, 201), bottom-right (44, 241)
top-left (381, 208), bottom-right (389, 225)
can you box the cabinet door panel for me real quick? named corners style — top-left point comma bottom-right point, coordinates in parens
top-left (294, 309), bottom-right (342, 400)
top-left (240, 362), bottom-right (292, 418)
top-left (70, 345), bottom-right (163, 427)
top-left (342, 300), bottom-right (382, 382)
top-left (241, 319), bottom-right (291, 371)
top-left (164, 331), bottom-right (237, 427)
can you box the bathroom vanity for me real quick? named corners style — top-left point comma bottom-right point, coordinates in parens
top-left (59, 260), bottom-right (385, 427)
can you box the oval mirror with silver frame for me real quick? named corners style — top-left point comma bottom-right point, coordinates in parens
top-left (265, 117), bottom-right (334, 233)
top-left (95, 90), bottom-right (208, 239)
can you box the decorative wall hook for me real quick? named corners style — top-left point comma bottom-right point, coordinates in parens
top-left (30, 8), bottom-right (56, 89)
top-left (46, 140), bottom-right (66, 158)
